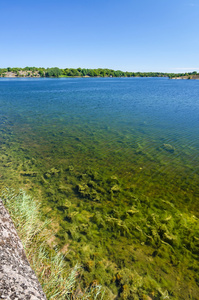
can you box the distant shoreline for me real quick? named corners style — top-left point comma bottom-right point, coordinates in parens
top-left (1, 75), bottom-right (199, 80)
top-left (0, 67), bottom-right (198, 79)
top-left (171, 75), bottom-right (199, 80)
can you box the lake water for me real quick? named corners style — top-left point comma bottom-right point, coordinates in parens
top-left (1, 77), bottom-right (199, 298)
top-left (0, 77), bottom-right (198, 213)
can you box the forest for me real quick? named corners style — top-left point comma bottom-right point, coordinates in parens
top-left (0, 66), bottom-right (198, 78)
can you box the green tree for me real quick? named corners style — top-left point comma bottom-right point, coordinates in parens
top-left (88, 69), bottom-right (95, 77)
top-left (45, 68), bottom-right (62, 77)
top-left (39, 70), bottom-right (45, 77)
top-left (81, 69), bottom-right (88, 76)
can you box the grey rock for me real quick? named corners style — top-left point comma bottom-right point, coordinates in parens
top-left (162, 143), bottom-right (175, 153)
top-left (0, 199), bottom-right (47, 300)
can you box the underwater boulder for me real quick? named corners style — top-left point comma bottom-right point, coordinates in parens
top-left (162, 143), bottom-right (175, 153)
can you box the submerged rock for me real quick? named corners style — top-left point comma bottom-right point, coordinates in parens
top-left (162, 143), bottom-right (175, 153)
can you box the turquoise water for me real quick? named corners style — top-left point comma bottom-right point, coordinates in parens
top-left (0, 77), bottom-right (199, 212)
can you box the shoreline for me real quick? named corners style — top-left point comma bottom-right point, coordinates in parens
top-left (0, 74), bottom-right (167, 79)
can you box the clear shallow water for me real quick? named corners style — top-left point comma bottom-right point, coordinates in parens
top-left (1, 77), bottom-right (199, 299)
top-left (0, 77), bottom-right (199, 213)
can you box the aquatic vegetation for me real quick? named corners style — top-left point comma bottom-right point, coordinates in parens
top-left (32, 165), bottom-right (198, 299)
top-left (0, 78), bottom-right (199, 299)
top-left (2, 189), bottom-right (106, 300)
top-left (0, 123), bottom-right (199, 299)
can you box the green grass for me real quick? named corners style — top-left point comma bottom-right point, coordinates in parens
top-left (2, 188), bottom-right (105, 300)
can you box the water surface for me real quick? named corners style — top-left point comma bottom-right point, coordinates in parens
top-left (1, 77), bottom-right (199, 298)
top-left (0, 77), bottom-right (198, 212)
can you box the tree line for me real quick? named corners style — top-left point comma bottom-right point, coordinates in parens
top-left (0, 67), bottom-right (198, 78)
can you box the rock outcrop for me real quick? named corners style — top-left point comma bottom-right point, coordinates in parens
top-left (0, 199), bottom-right (47, 300)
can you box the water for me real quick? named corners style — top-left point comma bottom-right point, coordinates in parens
top-left (0, 77), bottom-right (198, 210)
top-left (0, 78), bottom-right (199, 206)
top-left (1, 77), bottom-right (199, 298)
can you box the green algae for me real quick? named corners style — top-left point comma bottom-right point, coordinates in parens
top-left (0, 80), bottom-right (199, 299)
top-left (0, 123), bottom-right (199, 298)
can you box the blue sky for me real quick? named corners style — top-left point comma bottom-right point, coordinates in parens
top-left (0, 0), bottom-right (199, 72)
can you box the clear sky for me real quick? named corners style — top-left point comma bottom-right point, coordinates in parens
top-left (0, 0), bottom-right (199, 72)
